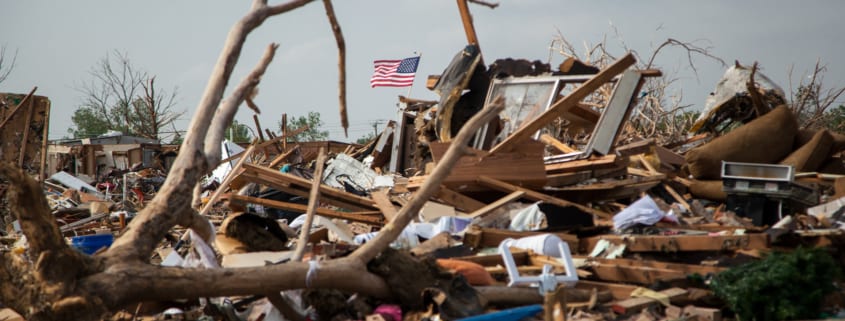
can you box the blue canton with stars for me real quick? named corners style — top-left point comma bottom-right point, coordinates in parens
top-left (397, 57), bottom-right (420, 74)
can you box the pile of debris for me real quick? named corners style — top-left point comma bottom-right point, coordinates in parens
top-left (4, 26), bottom-right (845, 321)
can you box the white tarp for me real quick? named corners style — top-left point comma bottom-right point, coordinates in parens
top-left (209, 140), bottom-right (245, 184)
top-left (49, 171), bottom-right (103, 197)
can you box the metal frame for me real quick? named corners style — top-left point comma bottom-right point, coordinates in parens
top-left (498, 237), bottom-right (578, 294)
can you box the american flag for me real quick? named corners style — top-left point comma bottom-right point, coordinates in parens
top-left (370, 56), bottom-right (420, 88)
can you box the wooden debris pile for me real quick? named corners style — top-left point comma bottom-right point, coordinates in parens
top-left (172, 53), bottom-right (844, 320)
top-left (3, 2), bottom-right (845, 321)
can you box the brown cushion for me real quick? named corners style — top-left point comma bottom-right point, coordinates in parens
top-left (689, 180), bottom-right (727, 202)
top-left (686, 105), bottom-right (798, 179)
top-left (781, 129), bottom-right (832, 172)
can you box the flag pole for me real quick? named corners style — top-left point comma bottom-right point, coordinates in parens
top-left (405, 51), bottom-right (421, 99)
top-left (389, 51), bottom-right (421, 173)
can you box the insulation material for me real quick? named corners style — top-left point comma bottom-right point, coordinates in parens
top-left (692, 64), bottom-right (784, 132)
top-left (508, 202), bottom-right (546, 231)
top-left (323, 153), bottom-right (393, 191)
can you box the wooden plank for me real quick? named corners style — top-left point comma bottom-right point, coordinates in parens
top-left (429, 140), bottom-right (547, 191)
top-left (370, 189), bottom-right (398, 222)
top-left (580, 234), bottom-right (769, 253)
top-left (230, 195), bottom-right (383, 225)
top-left (18, 94), bottom-right (36, 167)
top-left (253, 114), bottom-right (266, 142)
top-left (453, 250), bottom-right (530, 267)
top-left (268, 145), bottom-right (300, 169)
top-left (627, 167), bottom-right (663, 178)
top-left (539, 134), bottom-right (577, 153)
top-left (611, 288), bottom-right (688, 315)
top-left (637, 154), bottom-right (659, 174)
top-left (588, 263), bottom-right (689, 285)
top-left (456, 0), bottom-right (480, 46)
top-left (555, 176), bottom-right (663, 191)
top-left (579, 256), bottom-right (726, 276)
top-left (545, 154), bottom-right (628, 174)
top-left (616, 139), bottom-right (656, 157)
top-left (489, 53), bottom-right (636, 155)
top-left (546, 170), bottom-right (593, 187)
top-left (552, 179), bottom-right (662, 203)
top-left (664, 183), bottom-right (692, 213)
top-left (477, 175), bottom-right (612, 219)
top-left (575, 280), bottom-right (638, 301)
top-left (435, 185), bottom-right (486, 212)
top-left (239, 163), bottom-right (377, 212)
top-left (0, 87), bottom-right (37, 131)
top-left (547, 166), bottom-right (630, 187)
top-left (467, 191), bottom-right (525, 219)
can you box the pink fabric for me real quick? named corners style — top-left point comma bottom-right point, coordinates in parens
top-left (374, 304), bottom-right (402, 321)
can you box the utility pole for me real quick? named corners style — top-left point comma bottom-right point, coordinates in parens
top-left (371, 120), bottom-right (385, 136)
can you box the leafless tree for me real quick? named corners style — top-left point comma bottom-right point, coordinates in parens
top-left (548, 28), bottom-right (726, 146)
top-left (72, 51), bottom-right (182, 140)
top-left (788, 60), bottom-right (845, 131)
top-left (0, 45), bottom-right (17, 84)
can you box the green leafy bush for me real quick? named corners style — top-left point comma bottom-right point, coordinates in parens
top-left (710, 247), bottom-right (840, 321)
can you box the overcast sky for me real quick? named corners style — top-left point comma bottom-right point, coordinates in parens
top-left (3, 1), bottom-right (845, 142)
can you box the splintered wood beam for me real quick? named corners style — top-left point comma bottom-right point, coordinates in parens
top-left (477, 175), bottom-right (612, 219)
top-left (467, 191), bottom-right (524, 219)
top-left (0, 87), bottom-right (37, 132)
top-left (268, 145), bottom-right (300, 169)
top-left (370, 189), bottom-right (398, 222)
top-left (230, 195), bottom-right (383, 225)
top-left (611, 288), bottom-right (688, 315)
top-left (580, 234), bottom-right (769, 253)
top-left (435, 185), bottom-right (486, 212)
top-left (292, 147), bottom-right (327, 261)
top-left (489, 53), bottom-right (636, 155)
top-left (428, 140), bottom-right (547, 191)
top-left (253, 114), bottom-right (266, 142)
top-left (18, 91), bottom-right (37, 167)
top-left (239, 163), bottom-right (377, 211)
top-left (456, 0), bottom-right (480, 47)
top-left (637, 154), bottom-right (659, 174)
top-left (663, 183), bottom-right (692, 213)
top-left (539, 134), bottom-right (577, 154)
top-left (545, 154), bottom-right (627, 174)
top-left (588, 264), bottom-right (690, 285)
top-left (575, 280), bottom-right (639, 301)
top-left (581, 256), bottom-right (726, 276)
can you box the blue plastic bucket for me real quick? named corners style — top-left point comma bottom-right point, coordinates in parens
top-left (71, 234), bottom-right (114, 255)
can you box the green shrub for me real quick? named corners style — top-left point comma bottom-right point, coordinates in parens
top-left (709, 247), bottom-right (840, 321)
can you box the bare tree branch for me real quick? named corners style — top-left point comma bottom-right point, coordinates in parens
top-left (0, 45), bottom-right (17, 84)
top-left (205, 43), bottom-right (278, 168)
top-left (323, 0), bottom-right (349, 137)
